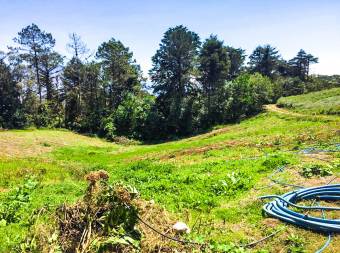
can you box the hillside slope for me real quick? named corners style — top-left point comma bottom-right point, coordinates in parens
top-left (0, 92), bottom-right (339, 252)
top-left (277, 87), bottom-right (340, 115)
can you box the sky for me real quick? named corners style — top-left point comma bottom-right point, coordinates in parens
top-left (0, 0), bottom-right (339, 77)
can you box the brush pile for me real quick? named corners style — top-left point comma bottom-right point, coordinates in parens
top-left (57, 170), bottom-right (141, 252)
top-left (21, 170), bottom-right (199, 252)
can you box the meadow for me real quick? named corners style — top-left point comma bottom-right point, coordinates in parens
top-left (277, 87), bottom-right (340, 115)
top-left (0, 89), bottom-right (339, 252)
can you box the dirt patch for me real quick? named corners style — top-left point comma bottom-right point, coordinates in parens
top-left (301, 153), bottom-right (334, 163)
top-left (159, 139), bottom-right (278, 160)
top-left (0, 130), bottom-right (112, 158)
top-left (159, 140), bottom-right (249, 160)
top-left (262, 218), bottom-right (281, 229)
top-left (265, 104), bottom-right (336, 121)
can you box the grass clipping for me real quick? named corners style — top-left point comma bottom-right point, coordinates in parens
top-left (27, 170), bottom-right (195, 253)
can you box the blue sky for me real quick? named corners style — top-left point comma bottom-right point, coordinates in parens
top-left (0, 0), bottom-right (339, 76)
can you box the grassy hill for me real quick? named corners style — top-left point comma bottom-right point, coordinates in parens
top-left (0, 91), bottom-right (339, 252)
top-left (277, 87), bottom-right (340, 115)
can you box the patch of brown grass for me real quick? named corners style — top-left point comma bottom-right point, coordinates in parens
top-left (0, 130), bottom-right (113, 157)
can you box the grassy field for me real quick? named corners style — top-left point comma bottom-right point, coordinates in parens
top-left (0, 93), bottom-right (339, 252)
top-left (277, 87), bottom-right (340, 115)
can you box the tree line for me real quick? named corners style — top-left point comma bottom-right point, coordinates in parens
top-left (0, 24), bottom-right (337, 140)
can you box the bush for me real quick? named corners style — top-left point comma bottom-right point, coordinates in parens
top-left (227, 73), bottom-right (274, 120)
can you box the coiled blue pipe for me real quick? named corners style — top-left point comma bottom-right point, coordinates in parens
top-left (261, 184), bottom-right (340, 233)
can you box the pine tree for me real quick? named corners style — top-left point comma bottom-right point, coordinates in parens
top-left (0, 53), bottom-right (21, 128)
top-left (199, 35), bottom-right (230, 125)
top-left (149, 25), bottom-right (201, 135)
top-left (249, 45), bottom-right (280, 78)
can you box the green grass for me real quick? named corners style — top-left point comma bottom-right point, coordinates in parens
top-left (0, 106), bottom-right (339, 251)
top-left (277, 87), bottom-right (340, 115)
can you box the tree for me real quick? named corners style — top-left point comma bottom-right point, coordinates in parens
top-left (112, 92), bottom-right (155, 139)
top-left (249, 45), bottom-right (280, 78)
top-left (96, 38), bottom-right (142, 110)
top-left (0, 54), bottom-right (21, 128)
top-left (228, 73), bottom-right (273, 119)
top-left (39, 51), bottom-right (64, 100)
top-left (67, 33), bottom-right (89, 59)
top-left (199, 35), bottom-right (230, 125)
top-left (64, 34), bottom-right (89, 128)
top-left (13, 24), bottom-right (56, 103)
top-left (80, 62), bottom-right (103, 133)
top-left (289, 49), bottom-right (318, 80)
top-left (149, 25), bottom-right (201, 135)
top-left (63, 57), bottom-right (84, 129)
top-left (226, 46), bottom-right (246, 80)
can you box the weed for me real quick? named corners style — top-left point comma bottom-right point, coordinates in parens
top-left (0, 177), bottom-right (38, 225)
top-left (300, 164), bottom-right (333, 178)
top-left (286, 233), bottom-right (306, 253)
top-left (209, 242), bottom-right (248, 252)
top-left (261, 155), bottom-right (290, 171)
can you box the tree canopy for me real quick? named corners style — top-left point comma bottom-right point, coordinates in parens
top-left (0, 23), bottom-right (331, 140)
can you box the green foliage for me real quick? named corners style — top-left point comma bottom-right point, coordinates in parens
top-left (199, 35), bottom-right (231, 126)
top-left (262, 155), bottom-right (290, 171)
top-left (96, 38), bottom-right (143, 110)
top-left (0, 57), bottom-right (22, 128)
top-left (226, 46), bottom-right (246, 80)
top-left (228, 73), bottom-right (274, 119)
top-left (300, 164), bottom-right (333, 178)
top-left (209, 242), bottom-right (247, 253)
top-left (211, 171), bottom-right (252, 196)
top-left (286, 234), bottom-right (306, 253)
top-left (288, 49), bottom-right (318, 81)
top-left (112, 93), bottom-right (155, 139)
top-left (149, 25), bottom-right (201, 136)
top-left (0, 178), bottom-right (38, 225)
top-left (249, 45), bottom-right (280, 78)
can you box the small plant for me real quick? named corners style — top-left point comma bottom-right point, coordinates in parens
top-left (209, 242), bottom-right (248, 253)
top-left (211, 171), bottom-right (252, 196)
top-left (0, 177), bottom-right (38, 225)
top-left (286, 234), bottom-right (306, 253)
top-left (300, 164), bottom-right (333, 178)
top-left (261, 155), bottom-right (289, 171)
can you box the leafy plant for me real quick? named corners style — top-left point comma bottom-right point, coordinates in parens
top-left (0, 177), bottom-right (38, 225)
top-left (300, 164), bottom-right (333, 178)
top-left (211, 171), bottom-right (252, 196)
top-left (286, 234), bottom-right (306, 253)
top-left (209, 242), bottom-right (248, 253)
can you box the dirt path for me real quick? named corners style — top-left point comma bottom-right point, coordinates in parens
top-left (264, 104), bottom-right (305, 117)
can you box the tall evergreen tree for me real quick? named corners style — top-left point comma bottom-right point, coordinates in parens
top-left (289, 49), bottom-right (318, 80)
top-left (199, 35), bottom-right (230, 125)
top-left (0, 53), bottom-right (21, 128)
top-left (67, 33), bottom-right (89, 59)
top-left (226, 46), bottom-right (246, 80)
top-left (96, 38), bottom-right (142, 110)
top-left (64, 34), bottom-right (89, 128)
top-left (39, 51), bottom-right (64, 100)
top-left (13, 24), bottom-right (56, 103)
top-left (63, 57), bottom-right (84, 129)
top-left (249, 45), bottom-right (280, 78)
top-left (149, 25), bottom-right (201, 135)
